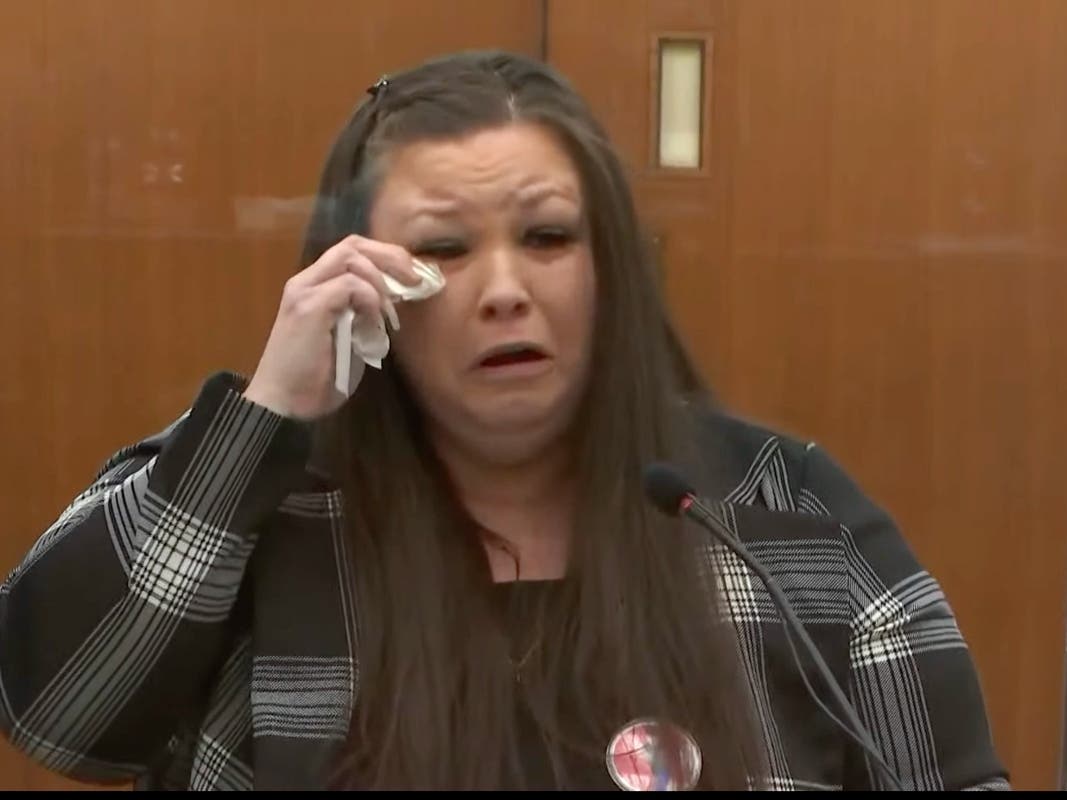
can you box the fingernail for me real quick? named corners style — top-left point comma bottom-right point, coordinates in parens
top-left (410, 258), bottom-right (430, 283)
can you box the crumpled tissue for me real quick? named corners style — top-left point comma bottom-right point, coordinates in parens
top-left (333, 258), bottom-right (445, 396)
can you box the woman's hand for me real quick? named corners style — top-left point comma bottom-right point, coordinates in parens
top-left (242, 235), bottom-right (420, 420)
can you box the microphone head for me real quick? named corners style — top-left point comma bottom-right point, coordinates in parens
top-left (642, 462), bottom-right (696, 517)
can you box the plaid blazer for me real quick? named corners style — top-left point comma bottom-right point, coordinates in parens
top-left (0, 372), bottom-right (1010, 790)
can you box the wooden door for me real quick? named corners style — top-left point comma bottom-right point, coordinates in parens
top-left (0, 0), bottom-right (542, 789)
top-left (550, 0), bottom-right (1067, 790)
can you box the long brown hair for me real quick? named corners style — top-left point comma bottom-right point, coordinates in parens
top-left (303, 50), bottom-right (765, 790)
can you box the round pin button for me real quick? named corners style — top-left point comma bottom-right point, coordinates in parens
top-left (605, 718), bottom-right (702, 791)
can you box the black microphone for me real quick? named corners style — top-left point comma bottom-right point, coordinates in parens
top-left (643, 462), bottom-right (905, 792)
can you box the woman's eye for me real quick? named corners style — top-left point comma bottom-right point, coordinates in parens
top-left (410, 239), bottom-right (468, 260)
top-left (524, 227), bottom-right (575, 250)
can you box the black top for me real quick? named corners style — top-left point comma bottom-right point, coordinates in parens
top-left (495, 579), bottom-right (621, 791)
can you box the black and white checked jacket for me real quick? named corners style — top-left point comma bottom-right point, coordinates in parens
top-left (0, 372), bottom-right (1010, 790)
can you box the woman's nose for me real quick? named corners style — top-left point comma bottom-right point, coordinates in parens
top-left (477, 250), bottom-right (531, 322)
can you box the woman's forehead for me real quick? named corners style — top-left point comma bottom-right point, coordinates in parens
top-left (371, 124), bottom-right (583, 224)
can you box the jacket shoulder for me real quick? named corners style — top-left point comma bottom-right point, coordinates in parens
top-left (689, 404), bottom-right (815, 510)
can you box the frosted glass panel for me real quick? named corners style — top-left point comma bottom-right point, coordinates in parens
top-left (658, 40), bottom-right (704, 168)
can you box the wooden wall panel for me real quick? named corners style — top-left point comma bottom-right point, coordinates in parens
top-left (550, 0), bottom-right (1067, 790)
top-left (4, 0), bottom-right (1065, 791)
top-left (0, 0), bottom-right (541, 789)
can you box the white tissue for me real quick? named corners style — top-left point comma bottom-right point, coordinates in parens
top-left (334, 258), bottom-right (446, 396)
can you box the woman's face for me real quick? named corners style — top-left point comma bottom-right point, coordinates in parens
top-left (369, 122), bottom-right (597, 463)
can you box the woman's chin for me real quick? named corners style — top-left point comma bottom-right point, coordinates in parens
top-left (452, 403), bottom-right (575, 463)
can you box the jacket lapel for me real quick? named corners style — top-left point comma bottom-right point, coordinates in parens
top-left (714, 502), bottom-right (851, 789)
top-left (249, 489), bottom-right (357, 790)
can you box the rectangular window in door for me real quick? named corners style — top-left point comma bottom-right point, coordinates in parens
top-left (653, 37), bottom-right (711, 172)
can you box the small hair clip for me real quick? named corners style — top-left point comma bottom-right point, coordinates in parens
top-left (367, 76), bottom-right (389, 98)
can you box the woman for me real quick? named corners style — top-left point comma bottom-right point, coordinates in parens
top-left (0, 50), bottom-right (1008, 791)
